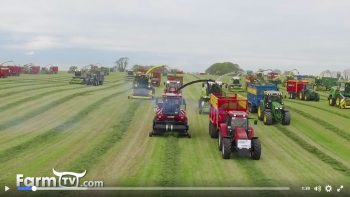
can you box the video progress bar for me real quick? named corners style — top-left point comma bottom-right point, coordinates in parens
top-left (20, 186), bottom-right (291, 191)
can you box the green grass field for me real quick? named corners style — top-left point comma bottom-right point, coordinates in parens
top-left (0, 73), bottom-right (349, 197)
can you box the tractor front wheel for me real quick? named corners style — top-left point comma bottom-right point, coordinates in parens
top-left (263, 111), bottom-right (273, 125)
top-left (336, 97), bottom-right (341, 107)
top-left (222, 138), bottom-right (231, 159)
top-left (251, 139), bottom-right (261, 160)
top-left (258, 104), bottom-right (264, 121)
top-left (282, 111), bottom-right (291, 125)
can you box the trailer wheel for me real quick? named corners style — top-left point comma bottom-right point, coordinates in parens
top-left (263, 111), bottom-right (273, 125)
top-left (209, 121), bottom-right (218, 138)
top-left (315, 94), bottom-right (320, 101)
top-left (222, 138), bottom-right (231, 159)
top-left (218, 133), bottom-right (222, 151)
top-left (209, 122), bottom-right (213, 136)
top-left (257, 104), bottom-right (264, 121)
top-left (248, 103), bottom-right (256, 113)
top-left (282, 111), bottom-right (291, 125)
top-left (251, 139), bottom-right (261, 160)
top-left (187, 132), bottom-right (192, 138)
top-left (299, 92), bottom-right (303, 100)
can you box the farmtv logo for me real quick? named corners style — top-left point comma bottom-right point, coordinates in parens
top-left (16, 169), bottom-right (104, 188)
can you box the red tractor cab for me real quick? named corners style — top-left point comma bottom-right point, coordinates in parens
top-left (150, 71), bottom-right (161, 87)
top-left (209, 94), bottom-right (261, 160)
top-left (286, 80), bottom-right (309, 99)
top-left (167, 74), bottom-right (183, 85)
top-left (165, 80), bottom-right (182, 94)
top-left (150, 93), bottom-right (189, 137)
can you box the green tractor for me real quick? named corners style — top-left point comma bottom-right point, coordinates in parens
top-left (198, 81), bottom-right (223, 114)
top-left (69, 66), bottom-right (105, 86)
top-left (328, 81), bottom-right (350, 109)
top-left (228, 76), bottom-right (244, 92)
top-left (299, 84), bottom-right (320, 101)
top-left (257, 91), bottom-right (291, 125)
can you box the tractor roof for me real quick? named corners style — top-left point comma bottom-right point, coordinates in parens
top-left (163, 92), bottom-right (182, 97)
top-left (166, 80), bottom-right (181, 83)
top-left (228, 111), bottom-right (248, 118)
top-left (264, 90), bottom-right (282, 96)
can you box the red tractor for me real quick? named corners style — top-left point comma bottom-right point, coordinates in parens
top-left (7, 66), bottom-right (21, 76)
top-left (165, 80), bottom-right (182, 94)
top-left (151, 71), bottom-right (161, 87)
top-left (167, 74), bottom-right (183, 85)
top-left (50, 66), bottom-right (59, 74)
top-left (150, 93), bottom-right (189, 137)
top-left (209, 94), bottom-right (261, 160)
top-left (0, 67), bottom-right (10, 78)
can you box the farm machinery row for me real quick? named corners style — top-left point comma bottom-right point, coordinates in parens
top-left (69, 65), bottom-right (105, 86)
top-left (0, 61), bottom-right (22, 77)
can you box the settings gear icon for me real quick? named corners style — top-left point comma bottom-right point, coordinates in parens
top-left (325, 185), bottom-right (332, 192)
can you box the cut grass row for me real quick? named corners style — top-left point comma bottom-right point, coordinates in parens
top-left (0, 80), bottom-right (126, 131)
top-left (274, 125), bottom-right (350, 176)
top-left (68, 100), bottom-right (141, 172)
top-left (285, 105), bottom-right (350, 141)
top-left (0, 87), bottom-right (130, 164)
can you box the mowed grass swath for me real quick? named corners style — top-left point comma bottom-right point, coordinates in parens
top-left (0, 72), bottom-right (349, 197)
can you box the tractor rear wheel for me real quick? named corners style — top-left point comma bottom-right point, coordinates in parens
top-left (282, 111), bottom-right (291, 125)
top-left (258, 104), bottom-right (264, 120)
top-left (304, 94), bottom-right (309, 101)
top-left (222, 138), bottom-right (231, 159)
top-left (251, 139), bottom-right (261, 160)
top-left (263, 111), bottom-right (273, 125)
top-left (329, 97), bottom-right (335, 106)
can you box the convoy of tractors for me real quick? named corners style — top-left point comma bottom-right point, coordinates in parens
top-left (124, 66), bottom-right (349, 161)
top-left (0, 61), bottom-right (59, 77)
top-left (1, 61), bottom-right (349, 160)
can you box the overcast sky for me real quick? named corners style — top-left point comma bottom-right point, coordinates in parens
top-left (0, 0), bottom-right (349, 74)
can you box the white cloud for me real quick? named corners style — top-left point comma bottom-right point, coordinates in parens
top-left (25, 51), bottom-right (35, 56)
top-left (0, 0), bottom-right (349, 73)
